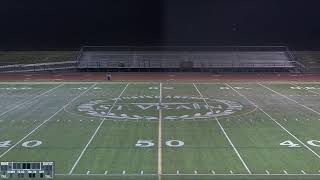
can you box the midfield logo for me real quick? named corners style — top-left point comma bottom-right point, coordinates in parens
top-left (78, 96), bottom-right (243, 121)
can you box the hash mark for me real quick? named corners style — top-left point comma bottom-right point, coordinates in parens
top-left (86, 171), bottom-right (90, 175)
top-left (211, 170), bottom-right (215, 174)
top-left (301, 170), bottom-right (306, 174)
top-left (140, 170), bottom-right (143, 175)
top-left (122, 170), bottom-right (126, 175)
top-left (265, 170), bottom-right (270, 175)
top-left (104, 171), bottom-right (108, 175)
top-left (283, 170), bottom-right (288, 175)
top-left (177, 170), bottom-right (179, 174)
top-left (230, 170), bottom-right (233, 174)
top-left (194, 170), bottom-right (198, 174)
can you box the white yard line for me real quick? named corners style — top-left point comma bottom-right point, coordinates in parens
top-left (158, 82), bottom-right (163, 180)
top-left (0, 83), bottom-right (64, 118)
top-left (225, 83), bottom-right (320, 159)
top-left (68, 83), bottom-right (129, 175)
top-left (193, 83), bottom-right (252, 174)
top-left (258, 83), bottom-right (320, 116)
top-left (0, 83), bottom-right (96, 159)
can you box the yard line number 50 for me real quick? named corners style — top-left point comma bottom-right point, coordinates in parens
top-left (136, 139), bottom-right (184, 148)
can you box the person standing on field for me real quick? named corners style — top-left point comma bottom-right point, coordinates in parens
top-left (106, 73), bottom-right (112, 81)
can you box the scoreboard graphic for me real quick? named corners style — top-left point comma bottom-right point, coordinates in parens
top-left (0, 162), bottom-right (54, 179)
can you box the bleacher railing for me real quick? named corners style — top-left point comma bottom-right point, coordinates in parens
top-left (78, 46), bottom-right (296, 70)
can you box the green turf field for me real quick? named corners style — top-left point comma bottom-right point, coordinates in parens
top-left (1, 81), bottom-right (320, 180)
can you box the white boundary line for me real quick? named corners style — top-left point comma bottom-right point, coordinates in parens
top-left (55, 173), bottom-right (320, 176)
top-left (1, 81), bottom-right (320, 85)
top-left (0, 83), bottom-right (96, 159)
top-left (0, 83), bottom-right (64, 118)
top-left (68, 83), bottom-right (129, 175)
top-left (225, 83), bottom-right (320, 159)
top-left (193, 83), bottom-right (252, 174)
top-left (158, 82), bottom-right (163, 180)
top-left (258, 83), bottom-right (320, 116)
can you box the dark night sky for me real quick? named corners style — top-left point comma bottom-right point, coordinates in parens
top-left (0, 0), bottom-right (320, 49)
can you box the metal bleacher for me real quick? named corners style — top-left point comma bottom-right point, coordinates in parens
top-left (78, 46), bottom-right (302, 72)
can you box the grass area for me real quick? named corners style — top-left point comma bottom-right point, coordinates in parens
top-left (0, 51), bottom-right (78, 65)
top-left (1, 81), bottom-right (320, 180)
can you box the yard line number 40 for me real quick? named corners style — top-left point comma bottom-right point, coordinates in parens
top-left (280, 140), bottom-right (320, 148)
top-left (0, 140), bottom-right (42, 148)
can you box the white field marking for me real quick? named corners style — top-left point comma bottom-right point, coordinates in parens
top-left (86, 171), bottom-right (90, 175)
top-left (0, 83), bottom-right (63, 119)
top-left (194, 170), bottom-right (198, 174)
top-left (193, 83), bottom-right (252, 174)
top-left (55, 173), bottom-right (320, 177)
top-left (0, 83), bottom-right (96, 159)
top-left (54, 173), bottom-right (320, 176)
top-left (158, 82), bottom-right (163, 180)
top-left (122, 170), bottom-right (126, 175)
top-left (104, 171), bottom-right (108, 175)
top-left (230, 170), bottom-right (234, 174)
top-left (177, 170), bottom-right (179, 174)
top-left (301, 170), bottom-right (306, 174)
top-left (290, 82), bottom-right (320, 96)
top-left (4, 81), bottom-right (320, 85)
top-left (69, 83), bottom-right (129, 175)
top-left (283, 170), bottom-right (288, 175)
top-left (141, 171), bottom-right (144, 175)
top-left (265, 170), bottom-right (270, 175)
top-left (211, 170), bottom-right (215, 174)
top-left (225, 83), bottom-right (320, 159)
top-left (258, 83), bottom-right (320, 116)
